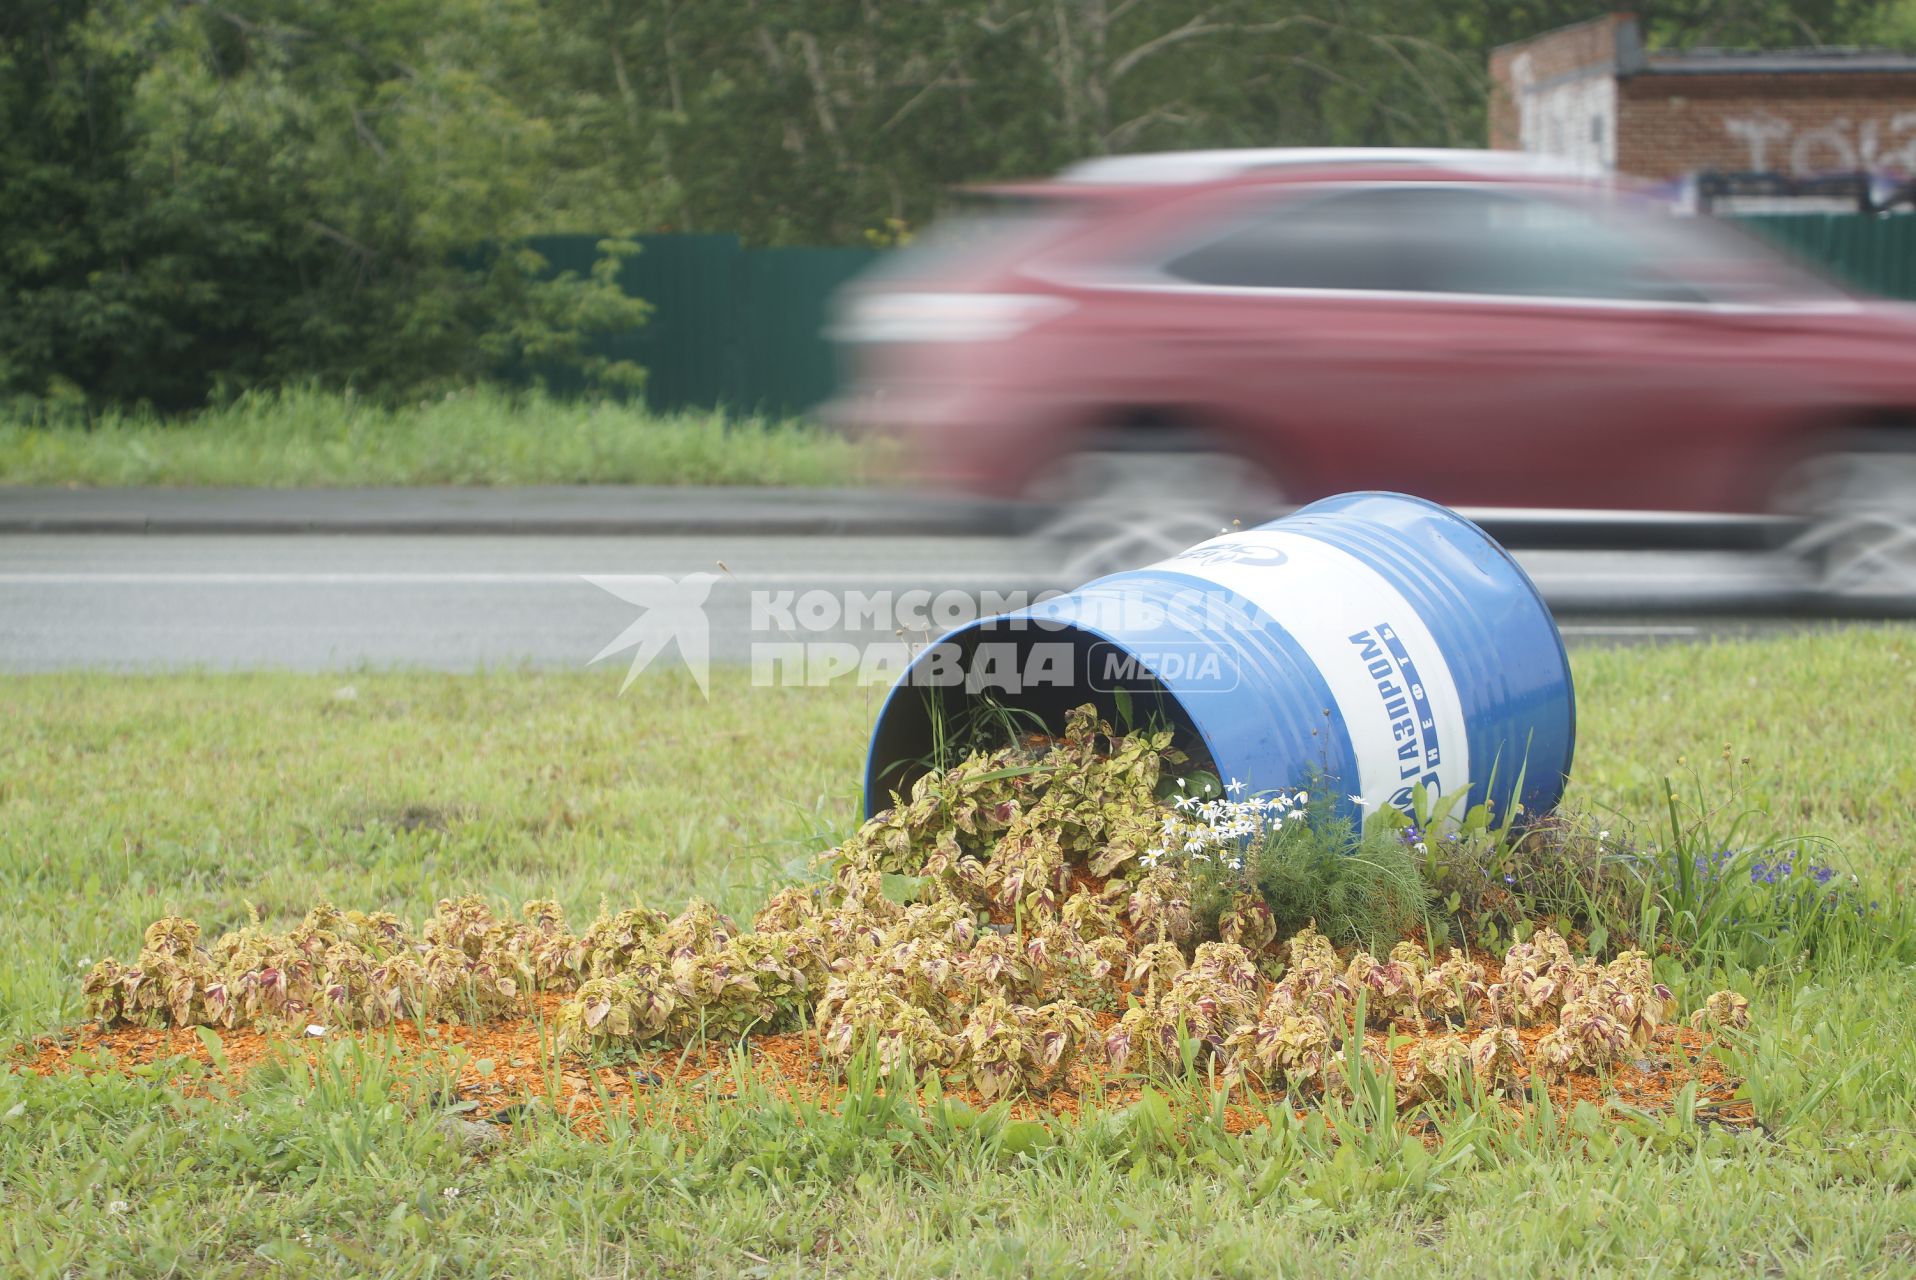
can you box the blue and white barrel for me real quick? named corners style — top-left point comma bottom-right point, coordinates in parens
top-left (864, 491), bottom-right (1575, 828)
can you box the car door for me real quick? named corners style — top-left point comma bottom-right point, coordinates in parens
top-left (1130, 182), bottom-right (1755, 512)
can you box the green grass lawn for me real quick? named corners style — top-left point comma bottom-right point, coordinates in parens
top-left (2, 629), bottom-right (1913, 1276)
top-left (0, 385), bottom-right (884, 488)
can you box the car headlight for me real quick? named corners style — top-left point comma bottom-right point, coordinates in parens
top-left (827, 293), bottom-right (1073, 344)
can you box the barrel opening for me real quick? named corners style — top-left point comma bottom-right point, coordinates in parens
top-left (865, 622), bottom-right (1221, 813)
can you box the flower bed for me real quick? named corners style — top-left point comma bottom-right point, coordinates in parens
top-left (49, 707), bottom-right (1752, 1129)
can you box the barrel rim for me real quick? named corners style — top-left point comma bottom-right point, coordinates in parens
top-left (861, 612), bottom-right (1230, 819)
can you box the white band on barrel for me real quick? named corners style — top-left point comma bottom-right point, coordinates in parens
top-left (1150, 529), bottom-right (1473, 820)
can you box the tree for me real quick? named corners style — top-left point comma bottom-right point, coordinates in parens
top-left (560, 0), bottom-right (1904, 247)
top-left (5, 0), bottom-right (1904, 408)
top-left (0, 0), bottom-right (647, 410)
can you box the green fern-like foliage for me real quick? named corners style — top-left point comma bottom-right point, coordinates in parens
top-left (1249, 812), bottom-right (1430, 951)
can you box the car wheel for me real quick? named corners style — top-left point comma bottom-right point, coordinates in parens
top-left (1779, 430), bottom-right (1916, 604)
top-left (1034, 446), bottom-right (1286, 585)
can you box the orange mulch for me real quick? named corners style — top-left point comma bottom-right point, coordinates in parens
top-left (11, 999), bottom-right (1747, 1143)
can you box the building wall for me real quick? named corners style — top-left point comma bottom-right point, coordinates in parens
top-left (1489, 13), bottom-right (1632, 170)
top-left (1490, 12), bottom-right (1916, 181)
top-left (1617, 77), bottom-right (1916, 180)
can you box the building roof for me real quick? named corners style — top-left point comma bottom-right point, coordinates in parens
top-left (1642, 46), bottom-right (1916, 76)
top-left (1493, 12), bottom-right (1916, 79)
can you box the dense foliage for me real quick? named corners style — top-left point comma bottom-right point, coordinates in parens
top-left (5, 0), bottom-right (1905, 408)
top-left (1, 0), bottom-right (648, 409)
top-left (538, 0), bottom-right (1905, 245)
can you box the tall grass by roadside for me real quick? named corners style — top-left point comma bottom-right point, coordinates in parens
top-left (0, 385), bottom-right (888, 488)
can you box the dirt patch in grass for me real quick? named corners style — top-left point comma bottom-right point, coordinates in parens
top-left (17, 999), bottom-right (1746, 1141)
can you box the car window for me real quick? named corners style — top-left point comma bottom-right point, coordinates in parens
top-left (1160, 186), bottom-right (1715, 303)
top-left (1160, 188), bottom-right (1421, 292)
top-left (1619, 211), bottom-right (1851, 305)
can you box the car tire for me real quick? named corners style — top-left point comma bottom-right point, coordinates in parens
top-left (1033, 444), bottom-right (1286, 585)
top-left (1778, 429), bottom-right (1916, 605)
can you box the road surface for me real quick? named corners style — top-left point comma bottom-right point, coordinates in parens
top-left (0, 531), bottom-right (1875, 673)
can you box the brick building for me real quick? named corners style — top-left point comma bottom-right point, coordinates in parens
top-left (1489, 12), bottom-right (1916, 182)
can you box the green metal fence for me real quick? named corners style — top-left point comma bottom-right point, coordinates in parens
top-left (530, 234), bottom-right (877, 417)
top-left (1736, 214), bottom-right (1916, 302)
top-left (537, 215), bottom-right (1916, 417)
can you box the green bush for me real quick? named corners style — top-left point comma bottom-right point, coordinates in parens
top-left (1, 1), bottom-right (647, 410)
top-left (1249, 814), bottom-right (1430, 950)
top-left (1172, 791), bottom-right (1430, 952)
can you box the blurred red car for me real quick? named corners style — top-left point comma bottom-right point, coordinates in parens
top-left (825, 148), bottom-right (1916, 590)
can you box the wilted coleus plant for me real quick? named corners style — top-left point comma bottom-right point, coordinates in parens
top-left (813, 964), bottom-right (956, 1075)
top-left (1419, 948), bottom-right (1486, 1023)
top-left (1344, 950), bottom-right (1422, 1029)
top-left (572, 901), bottom-right (672, 978)
top-left (1218, 892), bottom-right (1277, 954)
top-left (955, 996), bottom-right (1092, 1099)
top-left (1690, 989), bottom-right (1751, 1032)
top-left (1125, 867), bottom-right (1195, 945)
top-left (1469, 1025), bottom-right (1527, 1094)
top-left (1396, 1034), bottom-right (1475, 1104)
top-left (1221, 998), bottom-right (1334, 1092)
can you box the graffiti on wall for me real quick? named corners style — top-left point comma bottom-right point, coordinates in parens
top-left (1508, 53), bottom-right (1617, 173)
top-left (1725, 110), bottom-right (1916, 174)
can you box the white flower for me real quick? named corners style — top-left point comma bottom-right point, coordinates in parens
top-left (1346, 794), bottom-right (1363, 806)
top-left (1226, 778), bottom-right (1246, 795)
top-left (108, 1200), bottom-right (129, 1215)
top-left (1184, 839), bottom-right (1205, 854)
top-left (442, 1187), bottom-right (463, 1201)
top-left (1599, 829), bottom-right (1611, 841)
top-left (1414, 842), bottom-right (1428, 855)
top-left (1295, 791), bottom-right (1310, 806)
top-left (1175, 778), bottom-right (1186, 789)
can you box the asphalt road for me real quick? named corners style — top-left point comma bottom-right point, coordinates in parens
top-left (0, 531), bottom-right (1866, 674)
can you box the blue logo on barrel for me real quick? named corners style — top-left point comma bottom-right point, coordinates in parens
top-left (1171, 541), bottom-right (1290, 568)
